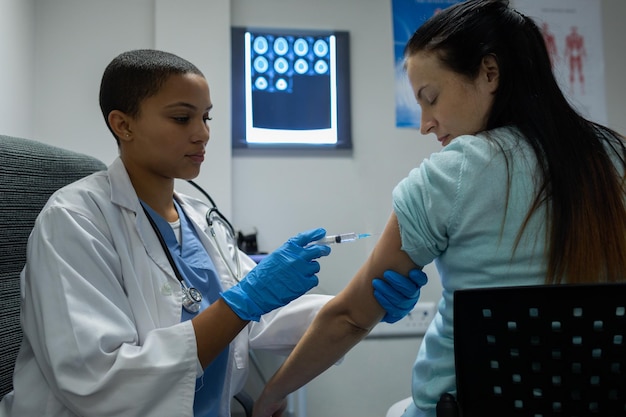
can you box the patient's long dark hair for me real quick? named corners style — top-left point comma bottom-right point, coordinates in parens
top-left (405, 0), bottom-right (626, 284)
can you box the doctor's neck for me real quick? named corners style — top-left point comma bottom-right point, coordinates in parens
top-left (126, 170), bottom-right (178, 221)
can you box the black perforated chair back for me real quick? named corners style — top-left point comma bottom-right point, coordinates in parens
top-left (0, 135), bottom-right (106, 398)
top-left (452, 283), bottom-right (626, 417)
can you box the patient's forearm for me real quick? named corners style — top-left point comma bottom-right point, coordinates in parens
top-left (254, 212), bottom-right (418, 416)
top-left (261, 299), bottom-right (379, 401)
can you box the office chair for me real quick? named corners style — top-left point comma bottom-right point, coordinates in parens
top-left (386, 283), bottom-right (626, 417)
top-left (437, 283), bottom-right (626, 417)
top-left (0, 135), bottom-right (254, 416)
top-left (0, 134), bottom-right (108, 399)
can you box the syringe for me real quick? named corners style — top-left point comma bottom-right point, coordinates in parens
top-left (309, 232), bottom-right (371, 246)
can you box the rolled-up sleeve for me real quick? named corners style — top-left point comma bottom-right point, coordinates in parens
top-left (392, 141), bottom-right (469, 267)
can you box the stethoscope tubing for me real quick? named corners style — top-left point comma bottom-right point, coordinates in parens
top-left (141, 204), bottom-right (203, 313)
top-left (141, 182), bottom-right (244, 314)
top-left (188, 180), bottom-right (242, 283)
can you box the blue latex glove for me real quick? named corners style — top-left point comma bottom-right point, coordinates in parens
top-left (221, 228), bottom-right (331, 321)
top-left (373, 268), bottom-right (428, 323)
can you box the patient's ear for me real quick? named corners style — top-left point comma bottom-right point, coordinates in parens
top-left (481, 54), bottom-right (500, 93)
top-left (108, 110), bottom-right (133, 142)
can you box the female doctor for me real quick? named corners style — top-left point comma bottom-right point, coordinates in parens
top-left (0, 49), bottom-right (426, 417)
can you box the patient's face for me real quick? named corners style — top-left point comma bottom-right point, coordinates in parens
top-left (405, 51), bottom-right (497, 146)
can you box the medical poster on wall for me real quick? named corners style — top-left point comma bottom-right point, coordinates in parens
top-left (391, 0), bottom-right (606, 128)
top-left (391, 0), bottom-right (463, 128)
top-left (514, 0), bottom-right (607, 124)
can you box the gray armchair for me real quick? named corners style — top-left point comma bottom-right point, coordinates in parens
top-left (0, 134), bottom-right (107, 398)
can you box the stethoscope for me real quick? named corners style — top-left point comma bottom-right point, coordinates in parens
top-left (187, 180), bottom-right (243, 284)
top-left (141, 180), bottom-right (242, 314)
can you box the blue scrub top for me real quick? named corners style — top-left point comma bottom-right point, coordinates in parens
top-left (142, 201), bottom-right (229, 417)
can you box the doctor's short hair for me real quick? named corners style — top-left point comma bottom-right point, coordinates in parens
top-left (99, 49), bottom-right (204, 143)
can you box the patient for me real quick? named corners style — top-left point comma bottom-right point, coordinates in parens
top-left (252, 1), bottom-right (626, 416)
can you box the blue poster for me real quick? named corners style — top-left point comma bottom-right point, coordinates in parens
top-left (392, 0), bottom-right (463, 128)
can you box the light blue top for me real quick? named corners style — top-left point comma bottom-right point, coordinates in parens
top-left (142, 201), bottom-right (228, 417)
top-left (393, 127), bottom-right (548, 416)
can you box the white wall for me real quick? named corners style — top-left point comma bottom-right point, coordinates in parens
top-left (32, 0), bottom-right (154, 164)
top-left (1, 0), bottom-right (625, 416)
top-left (601, 0), bottom-right (626, 135)
top-left (0, 0), bottom-right (35, 139)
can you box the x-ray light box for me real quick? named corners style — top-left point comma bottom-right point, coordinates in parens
top-left (231, 27), bottom-right (352, 150)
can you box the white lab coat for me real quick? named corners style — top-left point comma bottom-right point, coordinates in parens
top-left (0, 158), bottom-right (330, 417)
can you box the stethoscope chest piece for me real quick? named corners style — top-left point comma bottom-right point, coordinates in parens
top-left (181, 283), bottom-right (202, 313)
top-left (141, 203), bottom-right (205, 314)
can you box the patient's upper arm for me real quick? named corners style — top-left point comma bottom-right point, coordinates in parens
top-left (329, 212), bottom-right (419, 328)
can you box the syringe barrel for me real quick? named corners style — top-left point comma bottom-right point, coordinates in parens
top-left (334, 233), bottom-right (359, 243)
top-left (314, 233), bottom-right (359, 245)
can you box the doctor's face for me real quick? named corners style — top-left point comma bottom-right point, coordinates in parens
top-left (120, 72), bottom-right (212, 182)
top-left (405, 51), bottom-right (498, 147)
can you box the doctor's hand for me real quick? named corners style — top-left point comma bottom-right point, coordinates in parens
top-left (373, 268), bottom-right (428, 323)
top-left (221, 228), bottom-right (330, 322)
